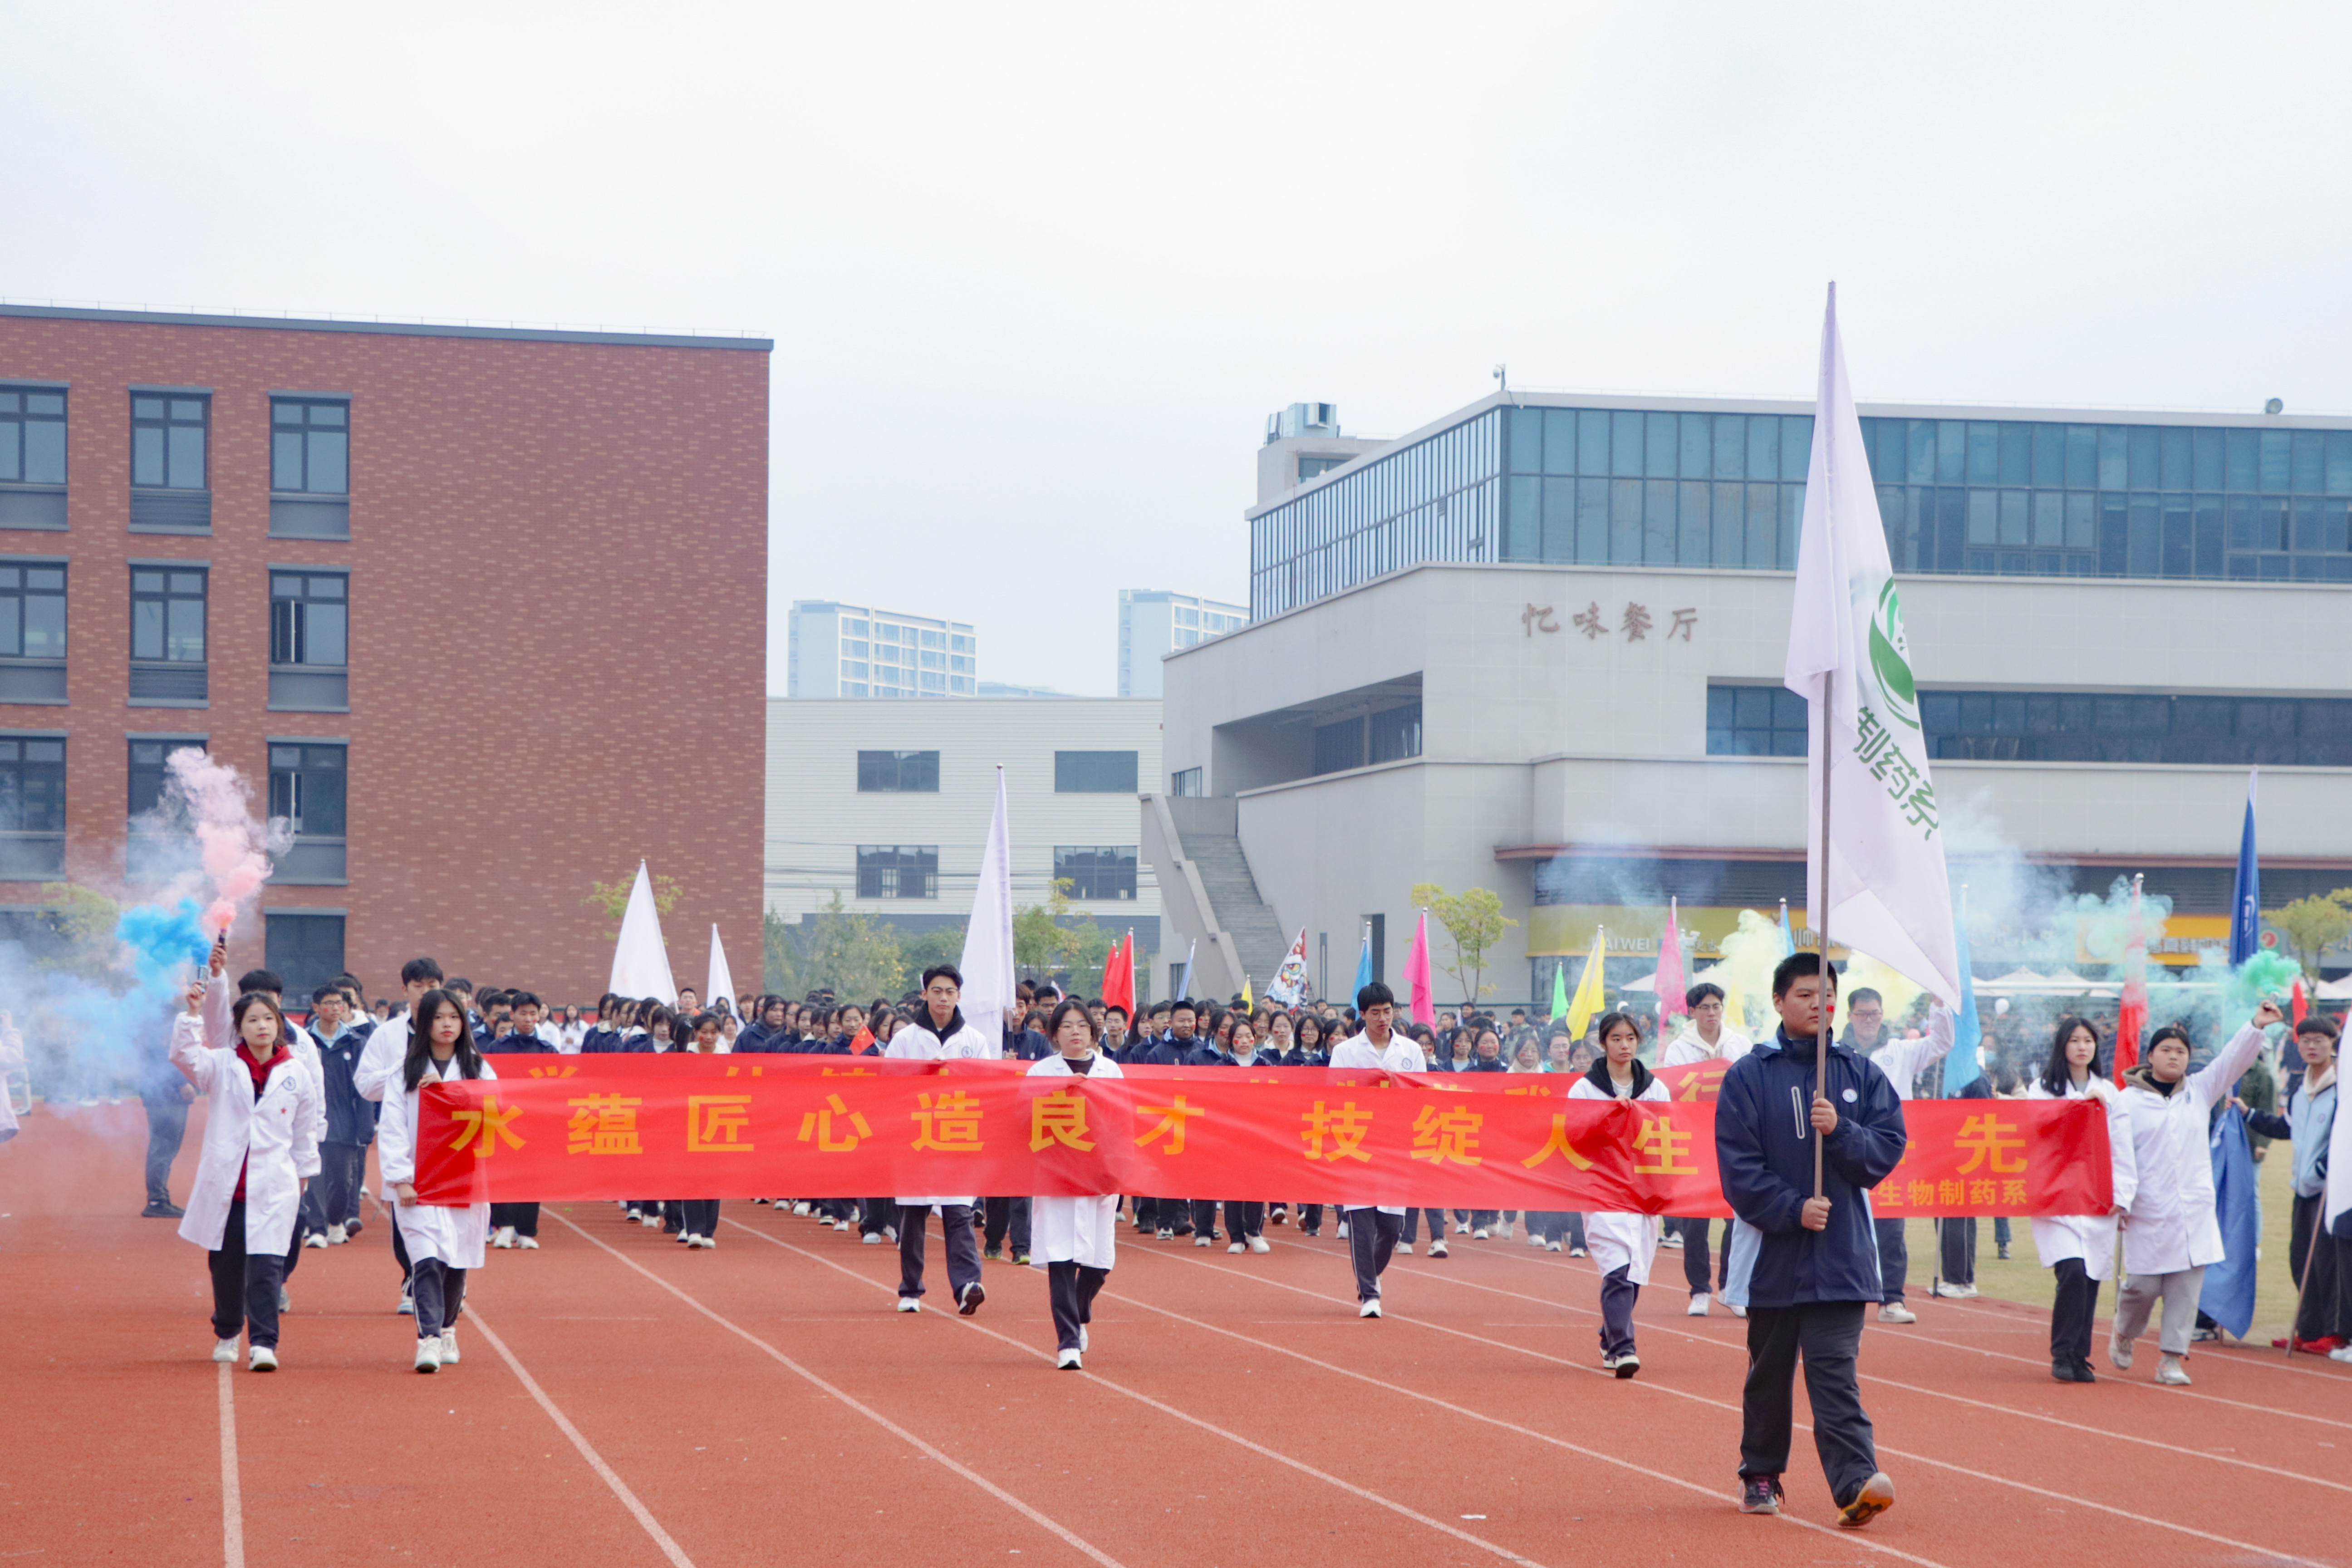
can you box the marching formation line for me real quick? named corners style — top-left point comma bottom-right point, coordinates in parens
top-left (550, 1211), bottom-right (1129, 1568)
top-left (466, 1304), bottom-right (700, 1568)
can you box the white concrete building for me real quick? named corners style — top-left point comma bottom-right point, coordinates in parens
top-left (786, 601), bottom-right (977, 698)
top-left (1149, 559), bottom-right (2352, 1006)
top-left (765, 698), bottom-right (1165, 978)
top-left (1116, 590), bottom-right (1248, 698)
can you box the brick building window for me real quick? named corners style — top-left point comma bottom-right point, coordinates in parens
top-left (269, 742), bottom-right (347, 883)
top-left (265, 911), bottom-right (346, 996)
top-left (0, 733), bottom-right (66, 879)
top-left (856, 749), bottom-right (938, 792)
top-left (0, 562), bottom-right (66, 703)
top-left (856, 845), bottom-right (937, 899)
top-left (1055, 845), bottom-right (1137, 900)
top-left (130, 393), bottom-right (211, 532)
top-left (270, 398), bottom-right (351, 540)
top-left (129, 567), bottom-right (207, 704)
top-left (269, 572), bottom-right (349, 711)
top-left (127, 736), bottom-right (206, 881)
top-left (0, 387), bottom-right (69, 530)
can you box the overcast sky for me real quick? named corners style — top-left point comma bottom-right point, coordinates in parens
top-left (10, 3), bottom-right (2352, 694)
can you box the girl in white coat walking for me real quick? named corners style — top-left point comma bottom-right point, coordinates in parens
top-left (173, 948), bottom-right (322, 1372)
top-left (2110, 999), bottom-right (2280, 1386)
top-left (1568, 1011), bottom-right (1669, 1377)
top-left (1029, 999), bottom-right (1122, 1369)
top-left (376, 988), bottom-right (494, 1372)
top-left (2026, 1017), bottom-right (2137, 1383)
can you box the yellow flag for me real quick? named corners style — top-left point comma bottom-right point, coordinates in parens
top-left (1242, 976), bottom-right (1253, 1009)
top-left (1565, 927), bottom-right (1607, 1040)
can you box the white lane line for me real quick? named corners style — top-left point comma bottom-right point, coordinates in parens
top-left (1173, 1246), bottom-right (2328, 1568)
top-left (1384, 1236), bottom-right (2352, 1432)
top-left (465, 1306), bottom-right (697, 1568)
top-left (727, 1220), bottom-right (1550, 1568)
top-left (1286, 1240), bottom-right (2352, 1492)
top-left (550, 1211), bottom-right (1127, 1568)
top-left (216, 1363), bottom-right (243, 1568)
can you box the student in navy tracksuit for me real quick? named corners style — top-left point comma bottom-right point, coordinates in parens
top-left (1283, 1014), bottom-right (1332, 1237)
top-left (309, 982), bottom-right (379, 1244)
top-left (1135, 1001), bottom-right (1202, 1239)
top-left (983, 1009), bottom-right (1050, 1262)
top-left (1715, 952), bottom-right (1901, 1528)
top-left (479, 991), bottom-right (559, 1248)
top-left (1189, 1018), bottom-right (1275, 1253)
top-left (673, 1012), bottom-right (727, 1247)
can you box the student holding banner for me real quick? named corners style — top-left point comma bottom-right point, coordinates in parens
top-left (1328, 983), bottom-right (1424, 1317)
top-left (1028, 999), bottom-right (1122, 1369)
top-left (2026, 1016), bottom-right (2135, 1382)
top-left (1568, 1011), bottom-right (1669, 1377)
top-left (884, 964), bottom-right (993, 1316)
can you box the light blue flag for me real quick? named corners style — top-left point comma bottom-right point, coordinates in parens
top-left (1943, 898), bottom-right (1982, 1096)
top-left (1174, 938), bottom-right (1197, 1004)
top-left (2198, 1102), bottom-right (2262, 1338)
top-left (1777, 900), bottom-right (1796, 959)
top-left (1353, 925), bottom-right (1373, 998)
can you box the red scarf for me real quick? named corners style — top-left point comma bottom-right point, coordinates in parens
top-left (231, 1040), bottom-right (287, 1202)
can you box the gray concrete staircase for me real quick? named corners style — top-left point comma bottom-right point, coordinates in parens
top-left (1141, 796), bottom-right (1295, 1002)
top-left (1177, 830), bottom-right (1291, 993)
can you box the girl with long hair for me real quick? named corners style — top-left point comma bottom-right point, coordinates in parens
top-left (2026, 1016), bottom-right (2131, 1382)
top-left (374, 988), bottom-right (491, 1372)
top-left (1028, 999), bottom-right (1124, 1369)
top-left (1567, 1011), bottom-right (1669, 1378)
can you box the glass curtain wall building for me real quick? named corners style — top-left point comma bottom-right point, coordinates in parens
top-left (1246, 393), bottom-right (2352, 619)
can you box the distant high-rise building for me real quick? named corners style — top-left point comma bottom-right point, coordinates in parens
top-left (788, 601), bottom-right (976, 698)
top-left (1117, 590), bottom-right (1247, 698)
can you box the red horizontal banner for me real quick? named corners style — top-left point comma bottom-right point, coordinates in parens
top-left (411, 1057), bottom-right (2111, 1218)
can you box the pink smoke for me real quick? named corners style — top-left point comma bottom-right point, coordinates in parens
top-left (164, 749), bottom-right (277, 938)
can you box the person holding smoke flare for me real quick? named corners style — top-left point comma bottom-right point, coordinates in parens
top-left (172, 936), bottom-right (321, 1371)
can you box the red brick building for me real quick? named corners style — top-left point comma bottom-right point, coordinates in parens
top-left (0, 305), bottom-right (769, 1004)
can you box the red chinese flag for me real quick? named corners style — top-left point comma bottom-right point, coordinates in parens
top-left (1102, 933), bottom-right (1134, 1017)
top-left (2292, 976), bottom-right (2308, 1027)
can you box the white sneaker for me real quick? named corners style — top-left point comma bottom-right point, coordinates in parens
top-left (1547, 1239), bottom-right (1562, 1252)
top-left (1397, 1241), bottom-right (1414, 1255)
top-left (213, 1337), bottom-right (240, 1363)
top-left (397, 1290), bottom-right (415, 1316)
top-left (1688, 1294), bottom-right (1711, 1317)
top-left (2156, 1355), bottom-right (2192, 1386)
top-left (1249, 1236), bottom-right (1270, 1254)
top-left (414, 1339), bottom-right (440, 1373)
top-left (695, 1234), bottom-right (716, 1250)
top-left (1528, 1232), bottom-right (1547, 1247)
top-left (1228, 1241), bottom-right (1246, 1253)
top-left (1498, 1222), bottom-right (1514, 1239)
top-left (1453, 1221), bottom-right (1470, 1235)
top-left (2328, 1345), bottom-right (2352, 1363)
top-left (896, 1297), bottom-right (921, 1312)
top-left (1428, 1241), bottom-right (1449, 1258)
top-left (884, 1226), bottom-right (898, 1243)
top-left (1359, 1298), bottom-right (1383, 1318)
top-left (2108, 1332), bottom-right (2134, 1370)
top-left (1728, 1303), bottom-right (1748, 1318)
top-left (1932, 1282), bottom-right (1979, 1300)
top-left (1079, 1327), bottom-right (1090, 1351)
top-left (626, 1207), bottom-right (643, 1223)
top-left (1336, 1221), bottom-right (1350, 1239)
top-left (862, 1232), bottom-right (883, 1245)
top-left (517, 1236), bottom-right (540, 1250)
top-left (1056, 1349), bottom-right (1083, 1370)
top-left (249, 1345), bottom-right (278, 1372)
top-left (439, 1328), bottom-right (460, 1364)
top-left (792, 1202), bottom-right (812, 1216)
top-left (278, 1286), bottom-right (290, 1312)
top-left (1472, 1227), bottom-right (1490, 1241)
top-left (1877, 1303), bottom-right (1917, 1324)
top-left (327, 1223), bottom-right (349, 1245)
top-left (304, 1232), bottom-right (328, 1249)
top-left (1195, 1234), bottom-right (1215, 1248)
top-left (1569, 1247), bottom-right (1586, 1258)
top-left (491, 1226), bottom-right (516, 1249)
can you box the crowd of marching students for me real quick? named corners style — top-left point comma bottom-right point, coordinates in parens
top-left (147, 941), bottom-right (2344, 1524)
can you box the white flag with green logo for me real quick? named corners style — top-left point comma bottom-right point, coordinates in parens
top-left (1782, 285), bottom-right (1961, 1007)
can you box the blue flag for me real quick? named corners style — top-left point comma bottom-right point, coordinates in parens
top-left (2229, 771), bottom-right (2260, 966)
top-left (1353, 926), bottom-right (1373, 998)
top-left (1943, 898), bottom-right (1981, 1096)
top-left (1777, 900), bottom-right (1796, 959)
top-left (2198, 1101), bottom-right (2262, 1338)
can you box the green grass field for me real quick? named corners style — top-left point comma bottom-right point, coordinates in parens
top-left (1903, 1135), bottom-right (2304, 1347)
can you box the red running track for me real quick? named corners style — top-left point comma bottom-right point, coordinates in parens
top-left (2, 1106), bottom-right (2347, 1568)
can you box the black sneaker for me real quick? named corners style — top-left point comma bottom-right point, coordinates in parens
top-left (982, 1247), bottom-right (1003, 1262)
top-left (2051, 1358), bottom-right (2080, 1382)
top-left (957, 1281), bottom-right (986, 1316)
top-left (2070, 1358), bottom-right (2097, 1383)
top-left (140, 1200), bottom-right (185, 1219)
top-left (1738, 1475), bottom-right (1782, 1514)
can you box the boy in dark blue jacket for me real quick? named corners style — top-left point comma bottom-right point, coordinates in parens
top-left (1716, 952), bottom-right (1902, 1529)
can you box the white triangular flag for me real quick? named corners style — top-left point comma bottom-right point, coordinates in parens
top-left (1783, 284), bottom-right (1960, 1006)
top-left (956, 766), bottom-right (1016, 1028)
top-left (706, 924), bottom-right (737, 1018)
top-left (607, 860), bottom-right (678, 1004)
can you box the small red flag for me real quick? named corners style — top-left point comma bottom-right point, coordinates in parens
top-left (1101, 931), bottom-right (1135, 1018)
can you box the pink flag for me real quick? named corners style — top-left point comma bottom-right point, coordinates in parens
top-left (1404, 910), bottom-right (1436, 1027)
top-left (1656, 898), bottom-right (1689, 1022)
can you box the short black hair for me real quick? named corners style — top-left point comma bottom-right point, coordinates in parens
top-left (401, 957), bottom-right (444, 986)
top-left (1770, 951), bottom-right (1835, 1000)
top-left (1170, 999), bottom-right (1198, 1019)
top-left (310, 982), bottom-right (344, 1006)
top-left (1357, 980), bottom-right (1396, 1011)
top-left (445, 976), bottom-right (473, 995)
top-left (921, 963), bottom-right (963, 991)
top-left (510, 991), bottom-right (541, 1010)
top-left (2149, 1023), bottom-right (2194, 1052)
top-left (2294, 1014), bottom-right (2340, 1042)
top-left (1686, 981), bottom-right (1726, 1008)
top-left (1848, 987), bottom-right (1883, 1008)
top-left (1105, 1004), bottom-right (1128, 1019)
top-left (236, 968), bottom-right (285, 997)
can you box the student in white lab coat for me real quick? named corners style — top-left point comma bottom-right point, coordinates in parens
top-left (173, 942), bottom-right (322, 1372)
top-left (1660, 981), bottom-right (1753, 1315)
top-left (1568, 1011), bottom-right (1670, 1377)
top-left (2025, 1015), bottom-right (2137, 1383)
top-left (350, 956), bottom-right (449, 1315)
top-left (2108, 1000), bottom-right (2280, 1386)
top-left (884, 964), bottom-right (995, 1315)
top-left (374, 988), bottom-right (494, 1373)
top-left (1028, 999), bottom-right (1122, 1369)
top-left (1328, 982), bottom-right (1427, 1317)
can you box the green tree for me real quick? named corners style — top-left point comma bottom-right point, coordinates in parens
top-left (1011, 879), bottom-right (1117, 991)
top-left (585, 869), bottom-right (684, 935)
top-left (763, 894), bottom-right (907, 1003)
top-left (1411, 881), bottom-right (1519, 1005)
top-left (899, 922), bottom-right (968, 984)
top-left (2272, 889), bottom-right (2352, 979)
